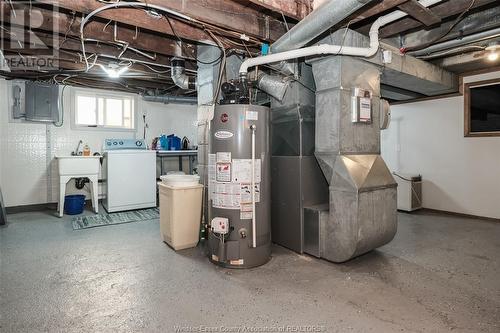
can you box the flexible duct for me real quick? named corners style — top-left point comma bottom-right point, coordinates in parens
top-left (256, 74), bottom-right (290, 102)
top-left (239, 0), bottom-right (444, 77)
top-left (142, 94), bottom-right (197, 104)
top-left (171, 58), bottom-right (197, 90)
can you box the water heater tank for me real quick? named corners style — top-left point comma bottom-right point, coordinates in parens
top-left (208, 104), bottom-right (271, 268)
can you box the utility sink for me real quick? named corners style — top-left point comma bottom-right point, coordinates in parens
top-left (55, 156), bottom-right (101, 217)
top-left (56, 156), bottom-right (100, 176)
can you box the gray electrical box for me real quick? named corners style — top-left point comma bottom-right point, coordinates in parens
top-left (12, 82), bottom-right (25, 119)
top-left (25, 82), bottom-right (60, 123)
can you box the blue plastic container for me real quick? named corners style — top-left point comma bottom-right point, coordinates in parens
top-left (167, 135), bottom-right (181, 150)
top-left (159, 135), bottom-right (169, 150)
top-left (64, 195), bottom-right (86, 215)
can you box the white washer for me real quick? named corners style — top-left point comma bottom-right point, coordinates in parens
top-left (102, 139), bottom-right (156, 213)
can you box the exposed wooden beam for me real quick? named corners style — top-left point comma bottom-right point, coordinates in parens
top-left (0, 3), bottom-right (196, 59)
top-left (233, 0), bottom-right (312, 21)
top-left (378, 0), bottom-right (498, 37)
top-left (398, 0), bottom-right (441, 26)
top-left (351, 0), bottom-right (409, 24)
top-left (36, 0), bottom-right (288, 42)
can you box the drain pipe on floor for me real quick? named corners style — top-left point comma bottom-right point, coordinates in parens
top-left (239, 0), bottom-right (443, 79)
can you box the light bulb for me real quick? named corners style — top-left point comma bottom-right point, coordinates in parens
top-left (487, 51), bottom-right (499, 62)
top-left (98, 64), bottom-right (129, 78)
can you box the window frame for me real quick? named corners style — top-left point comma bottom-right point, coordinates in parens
top-left (464, 78), bottom-right (500, 138)
top-left (71, 88), bottom-right (137, 132)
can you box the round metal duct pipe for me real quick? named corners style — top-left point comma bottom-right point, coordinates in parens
top-left (271, 0), bottom-right (375, 53)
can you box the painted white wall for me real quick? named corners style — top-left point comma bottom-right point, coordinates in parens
top-left (0, 79), bottom-right (197, 207)
top-left (382, 71), bottom-right (500, 219)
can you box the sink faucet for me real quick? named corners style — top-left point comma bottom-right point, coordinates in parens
top-left (71, 140), bottom-right (83, 156)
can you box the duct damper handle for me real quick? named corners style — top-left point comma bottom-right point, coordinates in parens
top-left (250, 124), bottom-right (257, 248)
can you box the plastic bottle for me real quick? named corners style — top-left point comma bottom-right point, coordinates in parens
top-left (83, 144), bottom-right (91, 156)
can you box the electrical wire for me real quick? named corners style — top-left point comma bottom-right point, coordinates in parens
top-left (401, 0), bottom-right (476, 53)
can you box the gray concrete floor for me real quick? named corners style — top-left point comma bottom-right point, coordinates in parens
top-left (0, 206), bottom-right (499, 333)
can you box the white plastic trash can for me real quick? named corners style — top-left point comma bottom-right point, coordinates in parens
top-left (159, 182), bottom-right (203, 250)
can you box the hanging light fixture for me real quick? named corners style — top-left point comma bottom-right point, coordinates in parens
top-left (98, 63), bottom-right (130, 78)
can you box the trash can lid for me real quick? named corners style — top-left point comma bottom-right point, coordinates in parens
top-left (160, 174), bottom-right (200, 187)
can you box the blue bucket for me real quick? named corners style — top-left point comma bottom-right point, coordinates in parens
top-left (64, 195), bottom-right (86, 215)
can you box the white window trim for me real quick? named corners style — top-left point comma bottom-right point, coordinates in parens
top-left (70, 88), bottom-right (138, 132)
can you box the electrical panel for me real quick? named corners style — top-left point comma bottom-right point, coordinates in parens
top-left (12, 81), bottom-right (25, 119)
top-left (11, 80), bottom-right (60, 123)
top-left (25, 81), bottom-right (60, 123)
top-left (351, 87), bottom-right (372, 123)
top-left (0, 50), bottom-right (9, 71)
top-left (211, 217), bottom-right (229, 235)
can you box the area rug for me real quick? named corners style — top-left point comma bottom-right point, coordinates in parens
top-left (72, 208), bottom-right (159, 230)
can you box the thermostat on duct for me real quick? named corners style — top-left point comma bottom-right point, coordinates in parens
top-left (351, 87), bottom-right (372, 123)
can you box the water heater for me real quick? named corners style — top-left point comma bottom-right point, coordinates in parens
top-left (208, 103), bottom-right (271, 268)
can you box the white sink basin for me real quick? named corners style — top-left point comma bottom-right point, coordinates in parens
top-left (56, 156), bottom-right (100, 176)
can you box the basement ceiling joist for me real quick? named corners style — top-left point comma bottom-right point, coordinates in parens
top-left (400, 4), bottom-right (500, 52)
top-left (351, 0), bottom-right (410, 24)
top-left (397, 0), bottom-right (441, 26)
top-left (235, 0), bottom-right (313, 21)
top-left (0, 3), bottom-right (196, 60)
top-left (378, 0), bottom-right (498, 37)
top-left (36, 0), bottom-right (290, 43)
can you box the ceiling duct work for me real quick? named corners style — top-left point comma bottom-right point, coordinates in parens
top-left (256, 74), bottom-right (290, 102)
top-left (239, 0), bottom-right (444, 77)
top-left (271, 0), bottom-right (372, 53)
top-left (269, 0), bottom-right (374, 75)
top-left (171, 58), bottom-right (197, 90)
top-left (142, 94), bottom-right (197, 104)
top-left (408, 27), bottom-right (500, 58)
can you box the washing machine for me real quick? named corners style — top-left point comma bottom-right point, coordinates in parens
top-left (102, 139), bottom-right (156, 213)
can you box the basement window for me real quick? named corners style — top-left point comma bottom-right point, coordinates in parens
top-left (72, 89), bottom-right (136, 130)
top-left (464, 79), bottom-right (500, 137)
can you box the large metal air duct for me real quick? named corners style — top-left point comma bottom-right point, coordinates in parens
top-left (310, 36), bottom-right (397, 263)
top-left (271, 0), bottom-right (374, 53)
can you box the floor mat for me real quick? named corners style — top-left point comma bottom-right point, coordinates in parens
top-left (72, 208), bottom-right (159, 230)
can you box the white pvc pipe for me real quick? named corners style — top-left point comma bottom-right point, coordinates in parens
top-left (239, 0), bottom-right (443, 75)
top-left (250, 125), bottom-right (257, 248)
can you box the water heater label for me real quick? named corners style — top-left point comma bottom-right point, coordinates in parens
top-left (214, 130), bottom-right (234, 139)
top-left (240, 204), bottom-right (253, 220)
top-left (216, 163), bottom-right (231, 182)
top-left (216, 152), bottom-right (231, 163)
top-left (246, 111), bottom-right (258, 121)
top-left (240, 184), bottom-right (260, 203)
top-left (232, 159), bottom-right (261, 183)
